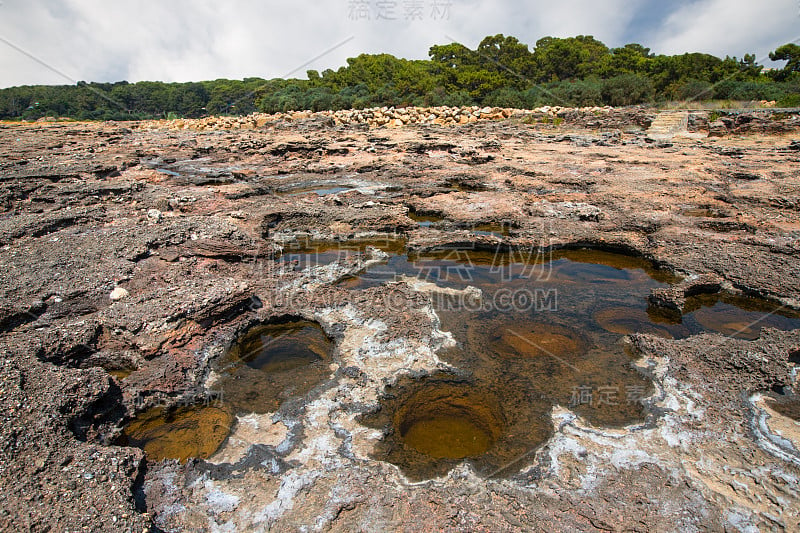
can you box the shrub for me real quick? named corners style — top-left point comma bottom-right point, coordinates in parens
top-left (422, 88), bottom-right (475, 107)
top-left (521, 87), bottom-right (551, 108)
top-left (714, 81), bottom-right (781, 101)
top-left (676, 79), bottom-right (714, 101)
top-left (303, 87), bottom-right (335, 111)
top-left (601, 74), bottom-right (654, 106)
top-left (482, 88), bottom-right (526, 108)
top-left (778, 93), bottom-right (800, 107)
top-left (547, 80), bottom-right (603, 107)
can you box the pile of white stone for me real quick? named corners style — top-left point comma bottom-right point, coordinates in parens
top-left (331, 105), bottom-right (515, 127)
top-left (140, 105), bottom-right (615, 131)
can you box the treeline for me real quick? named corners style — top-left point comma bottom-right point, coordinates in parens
top-left (2, 36), bottom-right (799, 121)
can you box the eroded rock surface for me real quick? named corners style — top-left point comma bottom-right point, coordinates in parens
top-left (1, 111), bottom-right (800, 531)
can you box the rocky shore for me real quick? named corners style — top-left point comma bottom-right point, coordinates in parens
top-left (1, 108), bottom-right (800, 531)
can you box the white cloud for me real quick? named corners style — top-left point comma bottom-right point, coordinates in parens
top-left (649, 0), bottom-right (799, 62)
top-left (0, 0), bottom-right (795, 88)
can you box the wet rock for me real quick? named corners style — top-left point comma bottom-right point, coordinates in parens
top-left (648, 274), bottom-right (725, 312)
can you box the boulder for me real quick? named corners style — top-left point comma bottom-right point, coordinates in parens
top-left (708, 120), bottom-right (728, 137)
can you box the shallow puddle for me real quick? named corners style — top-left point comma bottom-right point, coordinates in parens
top-left (120, 318), bottom-right (333, 462)
top-left (117, 403), bottom-right (234, 463)
top-left (279, 185), bottom-right (353, 196)
top-left (122, 243), bottom-right (800, 471)
top-left (397, 382), bottom-right (503, 459)
top-left (405, 418), bottom-right (493, 458)
top-left (408, 211), bottom-right (445, 228)
top-left (210, 319), bottom-right (333, 414)
top-left (280, 235), bottom-right (407, 268)
top-left (593, 307), bottom-right (674, 338)
top-left (471, 223), bottom-right (513, 237)
top-left (156, 168), bottom-right (181, 177)
top-left (682, 293), bottom-right (800, 341)
top-left (107, 369), bottom-right (134, 381)
top-left (492, 322), bottom-right (587, 359)
top-left (363, 376), bottom-right (552, 481)
top-left (358, 247), bottom-right (800, 479)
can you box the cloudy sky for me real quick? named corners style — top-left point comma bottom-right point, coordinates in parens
top-left (0, 0), bottom-right (798, 88)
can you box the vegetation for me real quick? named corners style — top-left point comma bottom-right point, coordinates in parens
top-left (2, 35), bottom-right (799, 121)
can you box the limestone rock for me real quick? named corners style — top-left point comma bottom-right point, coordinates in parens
top-left (109, 287), bottom-right (129, 301)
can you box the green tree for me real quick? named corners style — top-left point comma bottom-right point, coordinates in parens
top-left (2, 33), bottom-right (797, 120)
top-left (168, 83), bottom-right (208, 117)
top-left (429, 39), bottom-right (518, 99)
top-left (429, 42), bottom-right (474, 69)
top-left (316, 53), bottom-right (435, 98)
top-left (647, 52), bottom-right (726, 95)
top-left (598, 44), bottom-right (652, 77)
top-left (475, 34), bottom-right (537, 87)
top-left (769, 44), bottom-right (800, 81)
top-left (533, 36), bottom-right (610, 82)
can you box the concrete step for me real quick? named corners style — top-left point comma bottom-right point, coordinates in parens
top-left (646, 111), bottom-right (689, 140)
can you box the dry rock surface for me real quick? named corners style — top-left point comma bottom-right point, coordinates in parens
top-left (1, 108), bottom-right (800, 531)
